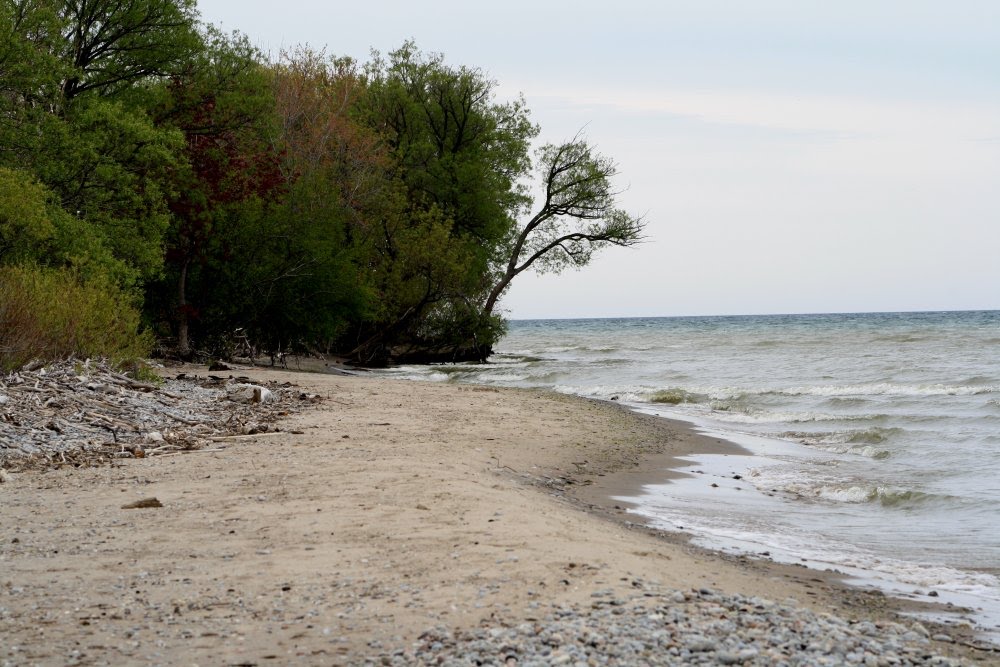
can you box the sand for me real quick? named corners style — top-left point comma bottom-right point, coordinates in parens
top-left (0, 366), bottom-right (984, 665)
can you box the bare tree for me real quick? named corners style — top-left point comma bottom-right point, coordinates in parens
top-left (483, 135), bottom-right (646, 317)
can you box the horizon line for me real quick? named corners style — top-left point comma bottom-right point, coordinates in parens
top-left (508, 308), bottom-right (1000, 322)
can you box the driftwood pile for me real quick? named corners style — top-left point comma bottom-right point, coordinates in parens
top-left (0, 360), bottom-right (318, 473)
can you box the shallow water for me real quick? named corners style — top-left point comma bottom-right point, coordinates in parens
top-left (380, 311), bottom-right (1000, 636)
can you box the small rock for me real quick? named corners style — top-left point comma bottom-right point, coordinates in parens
top-left (121, 497), bottom-right (163, 509)
top-left (227, 383), bottom-right (276, 404)
top-left (687, 636), bottom-right (717, 652)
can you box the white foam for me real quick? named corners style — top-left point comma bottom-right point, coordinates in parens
top-left (777, 382), bottom-right (998, 397)
top-left (707, 409), bottom-right (880, 425)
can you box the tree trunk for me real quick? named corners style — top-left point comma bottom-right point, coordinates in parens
top-left (482, 271), bottom-right (514, 319)
top-left (177, 259), bottom-right (191, 360)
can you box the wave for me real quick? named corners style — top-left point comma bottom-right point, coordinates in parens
top-left (777, 427), bottom-right (898, 456)
top-left (648, 388), bottom-right (707, 405)
top-left (806, 443), bottom-right (891, 459)
top-left (635, 382), bottom-right (998, 407)
top-left (817, 485), bottom-right (951, 508)
top-left (493, 353), bottom-right (548, 364)
top-left (595, 358), bottom-right (634, 367)
top-left (775, 383), bottom-right (998, 397)
top-left (870, 334), bottom-right (930, 344)
top-left (708, 409), bottom-right (886, 425)
top-left (846, 426), bottom-right (897, 444)
top-left (470, 372), bottom-right (528, 383)
top-left (496, 350), bottom-right (548, 359)
top-left (963, 375), bottom-right (999, 385)
top-left (747, 471), bottom-right (952, 508)
top-left (538, 344), bottom-right (620, 354)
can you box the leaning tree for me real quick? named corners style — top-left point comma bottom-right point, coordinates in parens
top-left (482, 135), bottom-right (646, 319)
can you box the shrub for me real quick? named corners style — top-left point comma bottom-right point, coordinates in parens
top-left (0, 265), bottom-right (152, 371)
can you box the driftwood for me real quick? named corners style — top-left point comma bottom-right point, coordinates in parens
top-left (0, 359), bottom-right (318, 472)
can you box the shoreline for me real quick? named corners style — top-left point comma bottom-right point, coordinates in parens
top-left (578, 400), bottom-right (1000, 646)
top-left (0, 364), bottom-right (990, 664)
top-left (563, 403), bottom-right (994, 640)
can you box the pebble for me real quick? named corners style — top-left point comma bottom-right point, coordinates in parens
top-left (374, 587), bottom-right (974, 666)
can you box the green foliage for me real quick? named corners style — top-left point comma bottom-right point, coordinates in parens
top-left (180, 184), bottom-right (375, 354)
top-left (125, 361), bottom-right (164, 386)
top-left (0, 265), bottom-right (152, 371)
top-left (52, 99), bottom-right (182, 282)
top-left (0, 1), bottom-right (68, 107)
top-left (364, 42), bottom-right (537, 249)
top-left (347, 43), bottom-right (541, 360)
top-left (57, 0), bottom-right (201, 101)
top-left (0, 6), bottom-right (644, 366)
top-left (0, 0), bottom-right (194, 290)
top-left (0, 167), bottom-right (55, 263)
top-left (0, 166), bottom-right (130, 284)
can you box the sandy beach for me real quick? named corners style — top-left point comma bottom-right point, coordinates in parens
top-left (0, 366), bottom-right (987, 665)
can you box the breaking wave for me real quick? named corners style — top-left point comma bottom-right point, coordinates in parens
top-left (747, 471), bottom-right (952, 509)
top-left (648, 388), bottom-right (707, 405)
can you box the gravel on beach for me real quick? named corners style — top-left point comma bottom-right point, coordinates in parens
top-left (376, 587), bottom-right (974, 666)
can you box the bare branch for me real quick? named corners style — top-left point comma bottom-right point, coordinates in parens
top-left (483, 134), bottom-right (646, 316)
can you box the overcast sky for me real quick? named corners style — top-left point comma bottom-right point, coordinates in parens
top-left (197, 0), bottom-right (1000, 319)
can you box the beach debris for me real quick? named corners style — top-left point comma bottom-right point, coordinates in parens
top-left (121, 497), bottom-right (163, 509)
top-left (0, 359), bottom-right (310, 472)
top-left (226, 383), bottom-right (276, 404)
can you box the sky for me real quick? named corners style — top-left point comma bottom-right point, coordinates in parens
top-left (196, 0), bottom-right (1000, 319)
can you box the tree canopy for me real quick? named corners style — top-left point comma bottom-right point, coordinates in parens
top-left (0, 6), bottom-right (644, 368)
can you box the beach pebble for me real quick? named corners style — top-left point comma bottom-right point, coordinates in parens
top-left (382, 586), bottom-right (973, 666)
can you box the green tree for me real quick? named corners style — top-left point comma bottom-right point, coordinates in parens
top-left (363, 42), bottom-right (537, 247)
top-left (148, 26), bottom-right (281, 357)
top-left (0, 167), bottom-right (55, 263)
top-left (58, 0), bottom-right (200, 102)
top-left (0, 0), bottom-right (193, 287)
top-left (0, 166), bottom-right (128, 281)
top-left (354, 42), bottom-right (538, 362)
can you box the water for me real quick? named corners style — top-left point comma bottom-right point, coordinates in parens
top-left (380, 311), bottom-right (1000, 637)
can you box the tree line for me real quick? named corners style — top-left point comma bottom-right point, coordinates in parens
top-left (0, 0), bottom-right (643, 369)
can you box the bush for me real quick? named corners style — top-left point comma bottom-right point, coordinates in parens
top-left (0, 265), bottom-right (152, 371)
